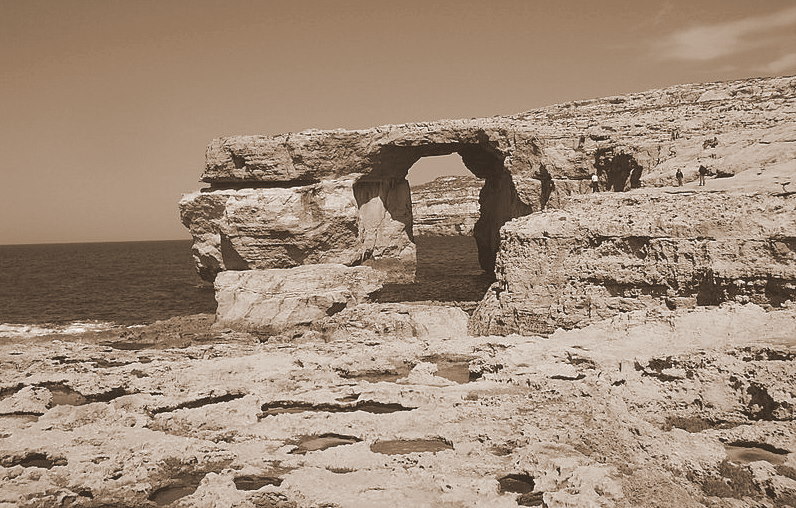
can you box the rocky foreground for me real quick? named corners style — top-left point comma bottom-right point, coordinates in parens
top-left (1, 303), bottom-right (794, 507)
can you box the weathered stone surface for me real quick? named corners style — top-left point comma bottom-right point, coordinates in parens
top-left (203, 125), bottom-right (521, 183)
top-left (179, 179), bottom-right (362, 281)
top-left (471, 190), bottom-right (796, 335)
top-left (213, 265), bottom-right (382, 334)
top-left (316, 303), bottom-right (470, 341)
top-left (353, 176), bottom-right (416, 282)
top-left (2, 304), bottom-right (795, 507)
top-left (411, 176), bottom-right (481, 236)
top-left (201, 76), bottom-right (795, 194)
top-left (183, 75), bottom-right (796, 287)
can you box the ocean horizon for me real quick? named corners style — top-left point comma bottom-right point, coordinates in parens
top-left (0, 240), bottom-right (216, 333)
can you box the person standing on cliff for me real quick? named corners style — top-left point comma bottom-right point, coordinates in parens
top-left (675, 168), bottom-right (683, 186)
top-left (698, 164), bottom-right (708, 186)
top-left (591, 173), bottom-right (599, 192)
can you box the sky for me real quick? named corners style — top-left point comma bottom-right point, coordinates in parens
top-left (1, 0), bottom-right (795, 245)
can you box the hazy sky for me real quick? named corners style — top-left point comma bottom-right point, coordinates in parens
top-left (2, 0), bottom-right (795, 244)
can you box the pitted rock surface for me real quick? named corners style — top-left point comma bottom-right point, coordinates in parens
top-left (1, 305), bottom-right (794, 507)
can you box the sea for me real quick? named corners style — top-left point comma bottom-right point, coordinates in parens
top-left (0, 237), bottom-right (489, 338)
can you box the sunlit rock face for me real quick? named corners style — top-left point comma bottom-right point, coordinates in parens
top-left (180, 75), bottom-right (796, 334)
top-left (470, 191), bottom-right (796, 336)
top-left (213, 264), bottom-right (382, 335)
top-left (179, 180), bottom-right (362, 281)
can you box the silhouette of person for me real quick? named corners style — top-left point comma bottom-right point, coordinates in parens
top-left (698, 165), bottom-right (708, 186)
top-left (676, 168), bottom-right (683, 186)
top-left (591, 173), bottom-right (599, 192)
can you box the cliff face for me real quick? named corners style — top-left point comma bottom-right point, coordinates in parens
top-left (410, 176), bottom-right (481, 236)
top-left (470, 189), bottom-right (796, 335)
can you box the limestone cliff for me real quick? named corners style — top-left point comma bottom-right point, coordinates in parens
top-left (181, 75), bottom-right (795, 285)
top-left (180, 75), bottom-right (796, 334)
top-left (410, 176), bottom-right (481, 236)
top-left (471, 189), bottom-right (796, 335)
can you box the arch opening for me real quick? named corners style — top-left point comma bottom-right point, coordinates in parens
top-left (353, 141), bottom-right (531, 303)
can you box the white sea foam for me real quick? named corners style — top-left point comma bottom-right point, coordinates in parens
top-left (0, 321), bottom-right (119, 338)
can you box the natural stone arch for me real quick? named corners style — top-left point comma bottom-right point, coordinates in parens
top-left (353, 140), bottom-right (531, 282)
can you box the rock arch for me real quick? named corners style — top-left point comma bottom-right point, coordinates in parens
top-left (178, 75), bottom-right (796, 335)
top-left (353, 139), bottom-right (531, 281)
top-left (180, 124), bottom-right (547, 285)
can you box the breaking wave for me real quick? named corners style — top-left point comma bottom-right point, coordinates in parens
top-left (0, 321), bottom-right (120, 339)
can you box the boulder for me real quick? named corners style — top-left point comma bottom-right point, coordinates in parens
top-left (213, 265), bottom-right (383, 335)
top-left (316, 303), bottom-right (470, 341)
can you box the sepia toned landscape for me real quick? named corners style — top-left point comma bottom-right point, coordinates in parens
top-left (1, 72), bottom-right (795, 507)
top-left (3, 2), bottom-right (796, 507)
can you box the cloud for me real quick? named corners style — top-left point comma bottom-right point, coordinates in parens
top-left (759, 52), bottom-right (796, 74)
top-left (655, 5), bottom-right (796, 62)
top-left (650, 1), bottom-right (674, 26)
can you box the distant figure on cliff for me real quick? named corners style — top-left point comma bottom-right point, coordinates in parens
top-left (698, 165), bottom-right (709, 186)
top-left (591, 173), bottom-right (599, 192)
top-left (675, 168), bottom-right (683, 186)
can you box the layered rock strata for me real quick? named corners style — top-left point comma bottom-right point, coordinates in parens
top-left (411, 176), bottom-right (481, 236)
top-left (471, 190), bottom-right (796, 335)
top-left (181, 76), bottom-right (796, 287)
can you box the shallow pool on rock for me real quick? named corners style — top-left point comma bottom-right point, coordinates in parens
top-left (260, 400), bottom-right (415, 417)
top-left (291, 434), bottom-right (362, 454)
top-left (427, 356), bottom-right (477, 384)
top-left (370, 438), bottom-right (453, 455)
top-left (233, 475), bottom-right (282, 491)
top-left (148, 473), bottom-right (205, 506)
top-left (724, 442), bottom-right (788, 465)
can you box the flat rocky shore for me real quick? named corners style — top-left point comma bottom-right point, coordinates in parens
top-left (1, 303), bottom-right (794, 507)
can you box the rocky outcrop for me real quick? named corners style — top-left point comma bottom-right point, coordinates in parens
top-left (2, 305), bottom-right (795, 507)
top-left (411, 176), bottom-right (481, 236)
top-left (181, 76), bottom-right (796, 288)
top-left (180, 180), bottom-right (362, 281)
top-left (471, 190), bottom-right (796, 335)
top-left (316, 303), bottom-right (470, 341)
top-left (213, 265), bottom-right (382, 335)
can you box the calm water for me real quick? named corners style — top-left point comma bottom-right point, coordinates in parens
top-left (0, 240), bottom-right (215, 326)
top-left (0, 237), bottom-right (489, 329)
top-left (375, 236), bottom-right (493, 303)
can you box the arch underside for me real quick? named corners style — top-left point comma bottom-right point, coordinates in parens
top-left (353, 141), bottom-right (531, 282)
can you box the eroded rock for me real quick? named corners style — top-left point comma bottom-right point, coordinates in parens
top-left (179, 179), bottom-right (362, 281)
top-left (0, 305), bottom-right (794, 507)
top-left (181, 76), bottom-right (796, 334)
top-left (471, 191), bottom-right (796, 335)
top-left (411, 175), bottom-right (482, 236)
top-left (213, 264), bottom-right (383, 334)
